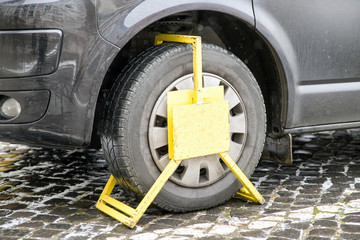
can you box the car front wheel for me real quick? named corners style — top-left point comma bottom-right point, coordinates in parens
top-left (101, 43), bottom-right (266, 212)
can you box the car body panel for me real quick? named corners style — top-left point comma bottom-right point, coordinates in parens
top-left (97, 0), bottom-right (254, 48)
top-left (0, 1), bottom-right (119, 147)
top-left (254, 0), bottom-right (360, 128)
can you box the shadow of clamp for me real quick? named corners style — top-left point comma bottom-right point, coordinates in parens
top-left (96, 34), bottom-right (265, 228)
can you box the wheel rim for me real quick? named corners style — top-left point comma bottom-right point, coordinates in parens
top-left (149, 73), bottom-right (247, 187)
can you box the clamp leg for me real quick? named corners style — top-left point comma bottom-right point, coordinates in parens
top-left (218, 152), bottom-right (264, 204)
top-left (96, 159), bottom-right (181, 228)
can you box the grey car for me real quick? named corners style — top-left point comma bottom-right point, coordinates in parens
top-left (1, 0), bottom-right (359, 211)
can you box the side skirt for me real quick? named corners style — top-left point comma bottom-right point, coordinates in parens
top-left (284, 122), bottom-right (360, 135)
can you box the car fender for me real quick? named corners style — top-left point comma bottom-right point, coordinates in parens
top-left (253, 8), bottom-right (297, 127)
top-left (96, 0), bottom-right (254, 48)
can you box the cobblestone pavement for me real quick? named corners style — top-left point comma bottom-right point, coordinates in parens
top-left (1, 130), bottom-right (360, 240)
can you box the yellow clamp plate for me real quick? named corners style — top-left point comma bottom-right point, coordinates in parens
top-left (172, 100), bottom-right (230, 160)
top-left (167, 86), bottom-right (229, 160)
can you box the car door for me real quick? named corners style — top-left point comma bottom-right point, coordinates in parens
top-left (253, 0), bottom-right (360, 129)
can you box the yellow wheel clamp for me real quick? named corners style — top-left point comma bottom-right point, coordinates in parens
top-left (96, 34), bottom-right (265, 228)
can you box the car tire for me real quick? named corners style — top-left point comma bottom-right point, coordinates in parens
top-left (100, 43), bottom-right (266, 212)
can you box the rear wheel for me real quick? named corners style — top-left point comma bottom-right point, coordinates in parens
top-left (101, 43), bottom-right (266, 212)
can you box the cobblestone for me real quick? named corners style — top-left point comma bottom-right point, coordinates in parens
top-left (1, 130), bottom-right (360, 239)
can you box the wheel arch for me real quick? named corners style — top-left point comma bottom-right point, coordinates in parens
top-left (90, 5), bottom-right (289, 146)
top-left (96, 0), bottom-right (255, 48)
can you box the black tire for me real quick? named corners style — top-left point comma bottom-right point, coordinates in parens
top-left (101, 43), bottom-right (266, 212)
